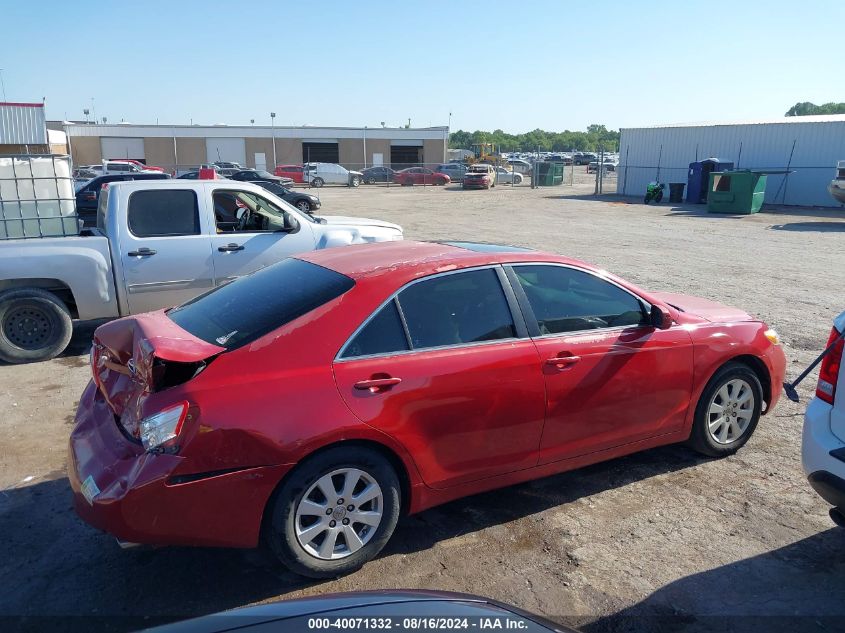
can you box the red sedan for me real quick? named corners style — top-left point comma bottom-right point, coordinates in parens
top-left (69, 241), bottom-right (785, 577)
top-left (393, 167), bottom-right (451, 186)
top-left (274, 164), bottom-right (306, 183)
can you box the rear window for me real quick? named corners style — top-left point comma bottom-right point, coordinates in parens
top-left (127, 190), bottom-right (200, 237)
top-left (168, 258), bottom-right (354, 350)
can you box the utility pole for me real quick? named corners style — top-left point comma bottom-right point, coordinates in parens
top-left (270, 112), bottom-right (277, 168)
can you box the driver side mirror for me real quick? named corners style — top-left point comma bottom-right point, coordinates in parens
top-left (650, 304), bottom-right (673, 330)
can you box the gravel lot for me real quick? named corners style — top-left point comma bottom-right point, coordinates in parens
top-left (2, 177), bottom-right (845, 632)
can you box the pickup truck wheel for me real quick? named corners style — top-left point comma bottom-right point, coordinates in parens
top-left (0, 289), bottom-right (73, 364)
top-left (312, 178), bottom-right (324, 188)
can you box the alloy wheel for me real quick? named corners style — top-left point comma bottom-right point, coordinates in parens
top-left (707, 378), bottom-right (755, 444)
top-left (294, 468), bottom-right (383, 560)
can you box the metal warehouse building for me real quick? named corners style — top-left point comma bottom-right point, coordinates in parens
top-left (58, 122), bottom-right (449, 174)
top-left (616, 115), bottom-right (845, 207)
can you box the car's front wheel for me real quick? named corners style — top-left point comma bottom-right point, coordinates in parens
top-left (350, 176), bottom-right (361, 187)
top-left (266, 446), bottom-right (401, 578)
top-left (311, 177), bottom-right (324, 188)
top-left (687, 362), bottom-right (763, 457)
top-left (296, 199), bottom-right (312, 213)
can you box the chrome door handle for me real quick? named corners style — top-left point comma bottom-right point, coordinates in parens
top-left (218, 243), bottom-right (244, 252)
top-left (127, 248), bottom-right (156, 257)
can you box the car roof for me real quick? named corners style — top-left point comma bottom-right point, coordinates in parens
top-left (296, 240), bottom-right (594, 282)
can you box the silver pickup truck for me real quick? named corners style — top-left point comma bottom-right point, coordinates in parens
top-left (0, 179), bottom-right (402, 363)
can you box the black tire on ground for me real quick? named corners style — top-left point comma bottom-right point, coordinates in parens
top-left (296, 200), bottom-right (312, 213)
top-left (687, 361), bottom-right (763, 457)
top-left (312, 177), bottom-right (324, 188)
top-left (644, 196), bottom-right (650, 204)
top-left (265, 446), bottom-right (401, 578)
top-left (365, 177), bottom-right (375, 185)
top-left (350, 176), bottom-right (361, 188)
top-left (656, 191), bottom-right (664, 203)
top-left (0, 288), bottom-right (73, 364)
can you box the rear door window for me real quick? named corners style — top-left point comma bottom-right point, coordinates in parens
top-left (168, 258), bottom-right (354, 349)
top-left (398, 268), bottom-right (516, 350)
top-left (340, 300), bottom-right (410, 359)
top-left (127, 189), bottom-right (200, 237)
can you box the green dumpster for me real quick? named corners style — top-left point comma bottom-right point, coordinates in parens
top-left (707, 170), bottom-right (767, 214)
top-left (533, 161), bottom-right (564, 186)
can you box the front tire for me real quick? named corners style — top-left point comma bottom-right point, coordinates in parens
top-left (687, 362), bottom-right (763, 457)
top-left (265, 446), bottom-right (401, 578)
top-left (350, 176), bottom-right (361, 188)
top-left (296, 200), bottom-right (312, 213)
top-left (311, 177), bottom-right (324, 188)
top-left (0, 288), bottom-right (73, 364)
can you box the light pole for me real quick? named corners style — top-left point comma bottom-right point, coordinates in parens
top-left (270, 112), bottom-right (276, 169)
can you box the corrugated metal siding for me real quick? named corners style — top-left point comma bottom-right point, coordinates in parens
top-left (617, 120), bottom-right (845, 207)
top-left (0, 104), bottom-right (47, 145)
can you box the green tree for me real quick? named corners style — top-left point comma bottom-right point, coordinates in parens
top-left (449, 125), bottom-right (620, 153)
top-left (785, 101), bottom-right (845, 116)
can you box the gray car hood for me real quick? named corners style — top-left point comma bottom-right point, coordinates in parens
top-left (318, 215), bottom-right (402, 232)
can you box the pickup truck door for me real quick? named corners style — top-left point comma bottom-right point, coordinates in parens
top-left (208, 185), bottom-right (316, 285)
top-left (118, 187), bottom-right (216, 314)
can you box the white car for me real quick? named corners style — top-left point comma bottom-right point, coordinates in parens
top-left (304, 162), bottom-right (363, 188)
top-left (802, 309), bottom-right (845, 526)
top-left (495, 166), bottom-right (524, 185)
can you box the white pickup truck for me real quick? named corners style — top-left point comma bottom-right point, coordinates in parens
top-left (0, 179), bottom-right (402, 363)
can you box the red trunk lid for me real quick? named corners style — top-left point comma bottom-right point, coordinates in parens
top-left (91, 310), bottom-right (225, 436)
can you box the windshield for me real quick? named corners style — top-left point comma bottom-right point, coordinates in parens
top-left (255, 170), bottom-right (275, 179)
top-left (168, 258), bottom-right (354, 349)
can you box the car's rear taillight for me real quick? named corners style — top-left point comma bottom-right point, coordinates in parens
top-left (139, 401), bottom-right (189, 451)
top-left (817, 327), bottom-right (844, 404)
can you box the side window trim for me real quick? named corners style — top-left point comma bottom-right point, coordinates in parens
top-left (504, 263), bottom-right (651, 339)
top-left (335, 264), bottom-right (529, 362)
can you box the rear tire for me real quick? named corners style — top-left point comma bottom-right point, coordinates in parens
top-left (656, 191), bottom-right (664, 203)
top-left (0, 288), bottom-right (73, 364)
top-left (265, 446), bottom-right (401, 578)
top-left (687, 362), bottom-right (763, 457)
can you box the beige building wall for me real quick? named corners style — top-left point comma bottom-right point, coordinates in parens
top-left (144, 137), bottom-right (177, 170)
top-left (245, 138), bottom-right (275, 169)
top-left (423, 138), bottom-right (446, 166)
top-left (339, 139), bottom-right (365, 169)
top-left (365, 139), bottom-right (391, 167)
top-left (274, 139), bottom-right (301, 165)
top-left (70, 137), bottom-right (101, 166)
top-left (174, 137), bottom-right (206, 168)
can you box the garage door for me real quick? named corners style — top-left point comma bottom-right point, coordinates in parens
top-left (390, 146), bottom-right (422, 168)
top-left (302, 142), bottom-right (339, 163)
top-left (206, 138), bottom-right (246, 166)
top-left (101, 137), bottom-right (145, 161)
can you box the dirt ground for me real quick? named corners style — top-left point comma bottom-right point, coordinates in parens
top-left (2, 176), bottom-right (845, 632)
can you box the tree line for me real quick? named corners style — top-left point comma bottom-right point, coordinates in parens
top-left (448, 124), bottom-right (621, 153)
top-left (785, 102), bottom-right (845, 116)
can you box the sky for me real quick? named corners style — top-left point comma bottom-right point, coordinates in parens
top-left (1, 0), bottom-right (842, 133)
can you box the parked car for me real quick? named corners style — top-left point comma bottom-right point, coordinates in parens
top-left (802, 309), bottom-right (845, 526)
top-left (0, 180), bottom-right (401, 363)
top-left (495, 166), bottom-right (524, 185)
top-left (177, 168), bottom-right (220, 180)
top-left (74, 172), bottom-right (170, 225)
top-left (216, 167), bottom-right (240, 178)
top-left (393, 167), bottom-right (451, 186)
top-left (303, 162), bottom-right (364, 188)
top-left (573, 153), bottom-right (597, 165)
top-left (587, 159), bottom-right (616, 173)
top-left (110, 159), bottom-right (164, 172)
top-left (463, 164), bottom-right (497, 189)
top-left (213, 161), bottom-right (242, 170)
top-left (148, 591), bottom-right (577, 633)
top-left (229, 169), bottom-right (295, 187)
top-left (507, 158), bottom-right (533, 174)
top-left (435, 163), bottom-right (469, 183)
top-left (86, 161), bottom-right (159, 176)
top-left (67, 240), bottom-right (784, 577)
top-left (360, 166), bottom-right (396, 184)
top-left (274, 165), bottom-right (306, 183)
top-left (256, 181), bottom-right (321, 214)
